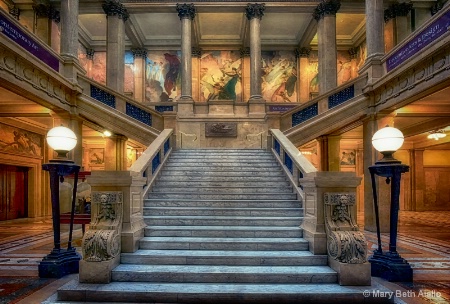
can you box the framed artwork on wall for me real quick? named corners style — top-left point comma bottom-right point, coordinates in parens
top-left (89, 148), bottom-right (104, 165)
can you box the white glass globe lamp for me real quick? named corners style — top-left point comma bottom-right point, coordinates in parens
top-left (372, 126), bottom-right (404, 164)
top-left (46, 126), bottom-right (77, 159)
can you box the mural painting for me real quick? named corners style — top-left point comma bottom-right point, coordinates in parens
top-left (145, 51), bottom-right (181, 103)
top-left (124, 51), bottom-right (135, 94)
top-left (200, 51), bottom-right (242, 102)
top-left (0, 123), bottom-right (43, 157)
top-left (261, 51), bottom-right (297, 102)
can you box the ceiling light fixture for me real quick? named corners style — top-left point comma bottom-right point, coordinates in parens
top-left (427, 130), bottom-right (446, 140)
top-left (103, 130), bottom-right (112, 137)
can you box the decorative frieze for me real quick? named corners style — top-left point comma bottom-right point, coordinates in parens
top-left (324, 193), bottom-right (367, 264)
top-left (295, 47), bottom-right (311, 58)
top-left (312, 0), bottom-right (341, 21)
top-left (245, 3), bottom-right (265, 20)
top-left (205, 122), bottom-right (237, 137)
top-left (102, 0), bottom-right (130, 21)
top-left (176, 3), bottom-right (196, 20)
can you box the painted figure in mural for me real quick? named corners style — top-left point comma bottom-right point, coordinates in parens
top-left (163, 53), bottom-right (180, 96)
top-left (219, 67), bottom-right (240, 100)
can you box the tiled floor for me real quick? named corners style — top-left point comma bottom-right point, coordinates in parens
top-left (0, 212), bottom-right (449, 304)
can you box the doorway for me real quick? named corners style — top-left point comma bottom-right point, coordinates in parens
top-left (0, 164), bottom-right (29, 221)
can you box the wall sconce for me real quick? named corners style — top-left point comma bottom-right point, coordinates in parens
top-left (427, 130), bottom-right (446, 140)
top-left (39, 126), bottom-right (81, 278)
top-left (368, 126), bottom-right (413, 282)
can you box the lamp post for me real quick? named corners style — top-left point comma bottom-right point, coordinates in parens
top-left (368, 126), bottom-right (413, 282)
top-left (39, 126), bottom-right (82, 278)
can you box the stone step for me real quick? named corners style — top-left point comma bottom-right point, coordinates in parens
top-left (159, 170), bottom-right (286, 177)
top-left (169, 155), bottom-right (275, 160)
top-left (143, 216), bottom-right (302, 227)
top-left (150, 186), bottom-right (293, 194)
top-left (166, 159), bottom-right (277, 165)
top-left (154, 180), bottom-right (291, 187)
top-left (157, 175), bottom-right (288, 182)
top-left (143, 207), bottom-right (302, 217)
top-left (56, 281), bottom-right (390, 304)
top-left (165, 162), bottom-right (280, 167)
top-left (171, 149), bottom-right (270, 154)
top-left (111, 264), bottom-right (336, 284)
top-left (144, 199), bottom-right (301, 208)
top-left (147, 193), bottom-right (298, 200)
top-left (145, 226), bottom-right (302, 238)
top-left (138, 236), bottom-right (308, 251)
top-left (121, 250), bottom-right (326, 266)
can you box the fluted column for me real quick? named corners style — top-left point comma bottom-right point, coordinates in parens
top-left (245, 4), bottom-right (265, 100)
top-left (103, 0), bottom-right (129, 93)
top-left (177, 3), bottom-right (196, 101)
top-left (313, 0), bottom-right (340, 94)
top-left (105, 134), bottom-right (128, 171)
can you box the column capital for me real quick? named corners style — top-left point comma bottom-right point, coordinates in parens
top-left (240, 46), bottom-right (250, 57)
top-left (191, 47), bottom-right (202, 57)
top-left (131, 48), bottom-right (148, 58)
top-left (86, 48), bottom-right (95, 60)
top-left (295, 47), bottom-right (311, 58)
top-left (102, 0), bottom-right (129, 21)
top-left (245, 3), bottom-right (265, 20)
top-left (313, 0), bottom-right (341, 21)
top-left (176, 3), bottom-right (196, 20)
top-left (348, 47), bottom-right (358, 59)
top-left (431, 0), bottom-right (445, 16)
top-left (384, 2), bottom-right (413, 22)
top-left (9, 6), bottom-right (20, 20)
top-left (33, 3), bottom-right (60, 23)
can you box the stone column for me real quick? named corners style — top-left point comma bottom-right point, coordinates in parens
top-left (328, 135), bottom-right (341, 172)
top-left (366, 0), bottom-right (385, 61)
top-left (245, 3), bottom-right (265, 100)
top-left (103, 0), bottom-right (129, 94)
top-left (131, 48), bottom-right (147, 103)
top-left (313, 0), bottom-right (340, 94)
top-left (177, 3), bottom-right (196, 101)
top-left (296, 47), bottom-right (311, 103)
top-left (104, 134), bottom-right (128, 171)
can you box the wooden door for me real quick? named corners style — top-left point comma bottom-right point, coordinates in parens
top-left (0, 164), bottom-right (28, 221)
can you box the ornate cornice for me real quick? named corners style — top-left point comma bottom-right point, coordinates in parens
top-left (245, 3), bottom-right (265, 20)
top-left (313, 0), bottom-right (341, 21)
top-left (102, 0), bottom-right (130, 21)
top-left (86, 48), bottom-right (95, 60)
top-left (33, 3), bottom-right (60, 23)
top-left (384, 2), bottom-right (413, 22)
top-left (295, 47), bottom-right (311, 58)
top-left (191, 47), bottom-right (202, 57)
top-left (240, 46), bottom-right (250, 57)
top-left (131, 48), bottom-right (148, 58)
top-left (176, 3), bottom-right (196, 20)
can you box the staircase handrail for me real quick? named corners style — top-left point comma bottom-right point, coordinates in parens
top-left (129, 129), bottom-right (174, 197)
top-left (268, 129), bottom-right (317, 201)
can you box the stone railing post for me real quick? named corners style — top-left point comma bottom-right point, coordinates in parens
top-left (80, 171), bottom-right (145, 283)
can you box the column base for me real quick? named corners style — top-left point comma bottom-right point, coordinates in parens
top-left (369, 251), bottom-right (413, 282)
top-left (178, 97), bottom-right (194, 116)
top-left (38, 248), bottom-right (81, 278)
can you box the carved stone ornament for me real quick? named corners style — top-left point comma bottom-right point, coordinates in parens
top-left (102, 0), bottom-right (130, 21)
top-left (313, 0), bottom-right (341, 21)
top-left (384, 2), bottom-right (413, 22)
top-left (245, 3), bottom-right (265, 20)
top-left (33, 3), bottom-right (60, 23)
top-left (324, 192), bottom-right (367, 264)
top-left (9, 6), bottom-right (20, 20)
top-left (205, 122), bottom-right (237, 137)
top-left (176, 3), bottom-right (196, 20)
top-left (82, 191), bottom-right (123, 262)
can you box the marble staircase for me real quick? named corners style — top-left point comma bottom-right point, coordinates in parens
top-left (55, 149), bottom-right (390, 303)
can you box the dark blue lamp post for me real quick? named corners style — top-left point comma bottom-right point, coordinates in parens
top-left (39, 126), bottom-right (82, 278)
top-left (368, 126), bottom-right (413, 282)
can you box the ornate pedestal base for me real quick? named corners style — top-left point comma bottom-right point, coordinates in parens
top-left (38, 248), bottom-right (82, 278)
top-left (369, 251), bottom-right (413, 282)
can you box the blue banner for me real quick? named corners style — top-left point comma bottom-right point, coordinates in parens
top-left (0, 10), bottom-right (59, 71)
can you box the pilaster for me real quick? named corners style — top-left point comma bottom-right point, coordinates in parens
top-left (296, 47), bottom-right (311, 103)
top-left (131, 48), bottom-right (147, 103)
top-left (104, 134), bottom-right (128, 171)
